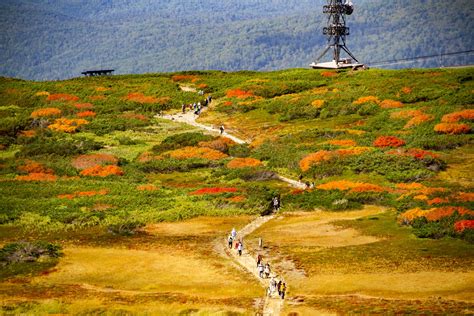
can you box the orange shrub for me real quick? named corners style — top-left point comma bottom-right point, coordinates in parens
top-left (413, 194), bottom-right (428, 201)
top-left (198, 138), bottom-right (235, 152)
top-left (398, 208), bottom-right (431, 224)
top-left (226, 89), bottom-right (254, 98)
top-left (327, 139), bottom-right (357, 147)
top-left (48, 118), bottom-right (88, 133)
top-left (168, 146), bottom-right (228, 160)
top-left (300, 151), bottom-right (332, 171)
top-left (47, 93), bottom-right (79, 102)
top-left (35, 91), bottom-right (50, 96)
top-left (74, 103), bottom-right (94, 110)
top-left (31, 107), bottom-right (62, 118)
top-left (373, 136), bottom-right (405, 148)
top-left (380, 99), bottom-right (404, 109)
top-left (401, 87), bottom-right (412, 94)
top-left (321, 71), bottom-right (337, 78)
top-left (353, 96), bottom-right (380, 105)
top-left (317, 180), bottom-right (384, 192)
top-left (80, 165), bottom-right (124, 177)
top-left (171, 74), bottom-right (199, 82)
top-left (223, 101), bottom-right (233, 106)
top-left (58, 189), bottom-right (108, 199)
top-left (190, 187), bottom-right (238, 195)
top-left (390, 110), bottom-right (423, 120)
top-left (227, 158), bottom-right (262, 169)
top-left (427, 197), bottom-right (449, 205)
top-left (311, 99), bottom-right (325, 108)
top-left (425, 206), bottom-right (473, 222)
top-left (405, 114), bottom-right (433, 128)
top-left (434, 123), bottom-right (470, 134)
top-left (137, 184), bottom-right (159, 191)
top-left (18, 161), bottom-right (54, 174)
top-left (299, 148), bottom-right (369, 171)
top-left (77, 110), bottom-right (96, 118)
top-left (227, 195), bottom-right (246, 202)
top-left (396, 183), bottom-right (425, 191)
top-left (16, 173), bottom-right (57, 181)
top-left (95, 86), bottom-right (109, 92)
top-left (19, 130), bottom-right (36, 138)
top-left (454, 192), bottom-right (474, 202)
top-left (72, 153), bottom-right (118, 170)
top-left (441, 109), bottom-right (474, 123)
top-left (197, 83), bottom-right (208, 89)
top-left (126, 92), bottom-right (158, 104)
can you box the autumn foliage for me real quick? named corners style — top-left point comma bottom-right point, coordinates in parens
top-left (48, 118), bottom-right (89, 133)
top-left (190, 187), bottom-right (238, 195)
top-left (399, 206), bottom-right (472, 224)
top-left (167, 146), bottom-right (228, 160)
top-left (171, 75), bottom-right (199, 82)
top-left (353, 96), bottom-right (380, 105)
top-left (311, 99), bottom-right (325, 108)
top-left (80, 165), bottom-right (124, 177)
top-left (226, 89), bottom-right (254, 98)
top-left (126, 92), bottom-right (158, 104)
top-left (77, 110), bottom-right (96, 118)
top-left (316, 180), bottom-right (385, 193)
top-left (454, 220), bottom-right (474, 233)
top-left (300, 147), bottom-right (370, 171)
top-left (373, 136), bottom-right (405, 148)
top-left (387, 148), bottom-right (439, 160)
top-left (321, 71), bottom-right (337, 78)
top-left (72, 154), bottom-right (119, 170)
top-left (31, 107), bottom-right (62, 118)
top-left (120, 113), bottom-right (149, 122)
top-left (16, 173), bottom-right (58, 181)
top-left (18, 161), bottom-right (54, 174)
top-left (327, 139), bottom-right (357, 147)
top-left (434, 123), bottom-right (470, 134)
top-left (58, 189), bottom-right (108, 199)
top-left (441, 109), bottom-right (474, 123)
top-left (47, 93), bottom-right (79, 102)
top-left (227, 158), bottom-right (262, 169)
top-left (380, 99), bottom-right (404, 109)
top-left (74, 103), bottom-right (94, 110)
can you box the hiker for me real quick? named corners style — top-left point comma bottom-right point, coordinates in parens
top-left (277, 280), bottom-right (282, 296)
top-left (208, 95), bottom-right (212, 103)
top-left (310, 182), bottom-right (315, 189)
top-left (272, 196), bottom-right (279, 211)
top-left (197, 102), bottom-right (201, 109)
top-left (257, 254), bottom-right (262, 267)
top-left (269, 277), bottom-right (277, 296)
top-left (305, 181), bottom-right (310, 189)
top-left (219, 125), bottom-right (225, 135)
top-left (280, 282), bottom-right (286, 299)
top-left (181, 103), bottom-right (186, 113)
top-left (231, 228), bottom-right (237, 240)
top-left (227, 234), bottom-right (233, 249)
top-left (264, 263), bottom-right (271, 278)
top-left (258, 263), bottom-right (264, 278)
top-left (237, 240), bottom-right (243, 256)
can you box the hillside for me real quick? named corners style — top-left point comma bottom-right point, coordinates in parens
top-left (1, 0), bottom-right (473, 80)
top-left (0, 67), bottom-right (473, 314)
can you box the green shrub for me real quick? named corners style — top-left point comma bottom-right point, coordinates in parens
top-left (107, 220), bottom-right (145, 236)
top-left (0, 241), bottom-right (62, 265)
top-left (229, 143), bottom-right (251, 157)
top-left (87, 116), bottom-right (150, 136)
top-left (285, 190), bottom-right (361, 211)
top-left (152, 132), bottom-right (214, 153)
top-left (16, 136), bottom-right (103, 157)
top-left (137, 158), bottom-right (217, 173)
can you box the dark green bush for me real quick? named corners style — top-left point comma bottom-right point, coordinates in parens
top-left (137, 158), bottom-right (217, 173)
top-left (16, 136), bottom-right (103, 157)
top-left (107, 220), bottom-right (145, 236)
top-left (229, 143), bottom-right (251, 157)
top-left (152, 132), bottom-right (214, 153)
top-left (0, 241), bottom-right (62, 265)
top-left (285, 190), bottom-right (361, 211)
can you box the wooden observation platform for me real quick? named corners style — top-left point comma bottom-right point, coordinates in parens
top-left (81, 69), bottom-right (114, 77)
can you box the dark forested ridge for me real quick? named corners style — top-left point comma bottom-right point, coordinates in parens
top-left (1, 0), bottom-right (473, 80)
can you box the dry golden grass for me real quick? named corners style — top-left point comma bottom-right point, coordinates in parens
top-left (2, 216), bottom-right (262, 314)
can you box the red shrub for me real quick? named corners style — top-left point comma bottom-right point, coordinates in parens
top-left (454, 220), bottom-right (474, 233)
top-left (80, 165), bottom-right (124, 177)
top-left (226, 89), bottom-right (254, 98)
top-left (77, 110), bottom-right (96, 118)
top-left (47, 93), bottom-right (79, 102)
top-left (373, 136), bottom-right (405, 148)
top-left (441, 109), bottom-right (474, 123)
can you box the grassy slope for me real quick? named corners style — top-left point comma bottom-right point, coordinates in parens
top-left (0, 67), bottom-right (473, 313)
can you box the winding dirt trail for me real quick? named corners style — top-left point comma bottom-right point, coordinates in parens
top-left (157, 88), bottom-right (306, 315)
top-left (216, 215), bottom-right (284, 315)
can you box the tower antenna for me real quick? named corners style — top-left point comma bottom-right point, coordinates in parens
top-left (310, 0), bottom-right (364, 70)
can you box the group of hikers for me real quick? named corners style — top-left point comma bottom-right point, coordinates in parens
top-left (181, 95), bottom-right (212, 116)
top-left (298, 174), bottom-right (315, 189)
top-left (227, 228), bottom-right (286, 300)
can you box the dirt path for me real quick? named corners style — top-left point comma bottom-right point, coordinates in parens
top-left (218, 215), bottom-right (284, 315)
top-left (158, 107), bottom-right (304, 190)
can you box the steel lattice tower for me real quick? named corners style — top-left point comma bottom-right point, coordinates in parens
top-left (310, 0), bottom-right (363, 69)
